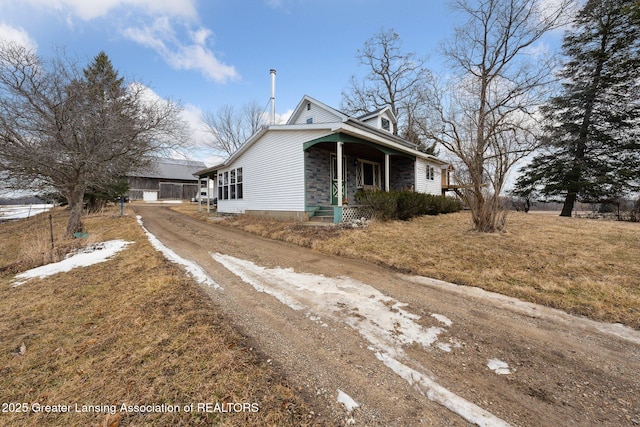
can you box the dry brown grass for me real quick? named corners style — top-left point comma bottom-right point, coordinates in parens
top-left (0, 206), bottom-right (321, 426)
top-left (318, 212), bottom-right (640, 328)
top-left (176, 204), bottom-right (640, 329)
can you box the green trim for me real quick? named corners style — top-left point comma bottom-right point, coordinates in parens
top-left (303, 133), bottom-right (408, 157)
top-left (333, 206), bottom-right (342, 224)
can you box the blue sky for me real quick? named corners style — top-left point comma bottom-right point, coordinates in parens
top-left (0, 0), bottom-right (566, 164)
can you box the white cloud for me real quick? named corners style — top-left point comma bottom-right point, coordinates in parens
top-left (123, 17), bottom-right (173, 51)
top-left (190, 28), bottom-right (211, 46)
top-left (264, 0), bottom-right (298, 12)
top-left (536, 0), bottom-right (581, 34)
top-left (123, 17), bottom-right (238, 83)
top-left (123, 84), bottom-right (224, 164)
top-left (181, 103), bottom-right (212, 148)
top-left (20, 0), bottom-right (197, 21)
top-left (3, 0), bottom-right (238, 84)
top-left (265, 0), bottom-right (285, 9)
top-left (179, 104), bottom-right (227, 165)
top-left (0, 23), bottom-right (38, 51)
top-left (260, 108), bottom-right (293, 125)
top-left (276, 109), bottom-right (293, 124)
top-left (524, 41), bottom-right (551, 57)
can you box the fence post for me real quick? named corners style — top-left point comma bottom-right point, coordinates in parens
top-left (49, 214), bottom-right (54, 249)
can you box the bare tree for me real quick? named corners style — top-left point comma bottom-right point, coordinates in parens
top-left (421, 0), bottom-right (574, 232)
top-left (0, 43), bottom-right (186, 235)
top-left (202, 100), bottom-right (266, 156)
top-left (341, 28), bottom-right (432, 142)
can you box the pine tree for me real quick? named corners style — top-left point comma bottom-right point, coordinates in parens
top-left (514, 0), bottom-right (640, 216)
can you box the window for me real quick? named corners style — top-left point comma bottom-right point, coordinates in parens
top-left (381, 118), bottom-right (390, 131)
top-left (426, 166), bottom-right (435, 181)
top-left (218, 168), bottom-right (244, 201)
top-left (230, 169), bottom-right (236, 199)
top-left (223, 172), bottom-right (229, 200)
top-left (236, 168), bottom-right (243, 199)
top-left (356, 159), bottom-right (381, 189)
top-left (306, 117), bottom-right (313, 124)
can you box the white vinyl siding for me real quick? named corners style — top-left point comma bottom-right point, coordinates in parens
top-left (293, 102), bottom-right (344, 125)
top-left (361, 110), bottom-right (395, 133)
top-left (415, 158), bottom-right (441, 195)
top-left (216, 129), bottom-right (328, 214)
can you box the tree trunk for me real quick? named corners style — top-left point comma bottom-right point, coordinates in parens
top-left (560, 192), bottom-right (576, 217)
top-left (66, 185), bottom-right (86, 236)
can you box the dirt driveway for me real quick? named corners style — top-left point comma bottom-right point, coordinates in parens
top-left (133, 205), bottom-right (640, 426)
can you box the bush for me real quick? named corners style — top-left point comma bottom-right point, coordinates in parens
top-left (354, 190), bottom-right (397, 220)
top-left (354, 190), bottom-right (462, 221)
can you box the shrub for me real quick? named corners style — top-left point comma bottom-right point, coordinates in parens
top-left (354, 190), bottom-right (462, 221)
top-left (354, 190), bottom-right (397, 220)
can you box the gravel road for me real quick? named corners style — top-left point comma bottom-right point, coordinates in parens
top-left (133, 205), bottom-right (640, 426)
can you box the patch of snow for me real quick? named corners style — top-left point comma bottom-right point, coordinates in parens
top-left (136, 216), bottom-right (222, 289)
top-left (437, 338), bottom-right (463, 353)
top-left (211, 253), bottom-right (510, 426)
top-left (211, 253), bottom-right (443, 357)
top-left (0, 204), bottom-right (54, 220)
top-left (487, 359), bottom-right (512, 375)
top-left (404, 274), bottom-right (640, 346)
top-left (431, 313), bottom-right (453, 326)
top-left (377, 352), bottom-right (510, 427)
top-left (337, 389), bottom-right (360, 412)
top-left (12, 240), bottom-right (132, 287)
top-left (437, 342), bottom-right (452, 352)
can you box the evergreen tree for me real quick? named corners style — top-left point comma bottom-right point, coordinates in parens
top-left (513, 0), bottom-right (640, 216)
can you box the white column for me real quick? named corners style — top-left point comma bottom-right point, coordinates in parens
top-left (385, 154), bottom-right (390, 192)
top-left (197, 178), bottom-right (202, 212)
top-left (337, 141), bottom-right (343, 206)
top-left (206, 176), bottom-right (211, 213)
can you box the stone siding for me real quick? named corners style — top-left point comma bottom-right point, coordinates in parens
top-left (305, 147), bottom-right (331, 206)
top-left (390, 156), bottom-right (415, 190)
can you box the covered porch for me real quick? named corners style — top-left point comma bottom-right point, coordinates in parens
top-left (303, 133), bottom-right (415, 223)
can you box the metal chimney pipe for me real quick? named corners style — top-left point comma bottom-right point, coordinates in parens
top-left (270, 69), bottom-right (276, 125)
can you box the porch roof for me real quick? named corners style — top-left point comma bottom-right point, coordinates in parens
top-left (303, 133), bottom-right (409, 157)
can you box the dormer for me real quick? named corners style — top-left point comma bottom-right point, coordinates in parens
top-left (358, 106), bottom-right (397, 134)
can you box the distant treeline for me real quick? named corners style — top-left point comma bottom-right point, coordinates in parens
top-left (0, 196), bottom-right (48, 205)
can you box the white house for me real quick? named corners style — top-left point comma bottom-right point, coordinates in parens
top-left (195, 95), bottom-right (449, 223)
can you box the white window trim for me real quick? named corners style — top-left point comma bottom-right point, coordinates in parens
top-left (356, 159), bottom-right (382, 190)
top-left (218, 167), bottom-right (244, 201)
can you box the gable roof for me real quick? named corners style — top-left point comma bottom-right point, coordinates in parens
top-left (130, 158), bottom-right (207, 180)
top-left (287, 95), bottom-right (348, 125)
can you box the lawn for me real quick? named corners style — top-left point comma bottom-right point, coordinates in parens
top-left (2, 202), bottom-right (637, 427)
top-left (0, 207), bottom-right (318, 426)
top-left (179, 205), bottom-right (640, 329)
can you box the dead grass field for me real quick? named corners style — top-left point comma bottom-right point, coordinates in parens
top-left (0, 207), bottom-right (319, 426)
top-left (176, 204), bottom-right (640, 329)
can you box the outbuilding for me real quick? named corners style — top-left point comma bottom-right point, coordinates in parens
top-left (127, 158), bottom-right (206, 201)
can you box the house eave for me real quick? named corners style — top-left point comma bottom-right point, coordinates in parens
top-left (337, 122), bottom-right (448, 164)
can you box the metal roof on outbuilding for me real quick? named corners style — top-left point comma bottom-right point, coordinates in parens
top-left (129, 158), bottom-right (207, 181)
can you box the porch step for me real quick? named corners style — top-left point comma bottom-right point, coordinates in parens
top-left (310, 207), bottom-right (334, 223)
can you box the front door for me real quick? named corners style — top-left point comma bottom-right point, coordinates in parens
top-left (330, 154), bottom-right (347, 205)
